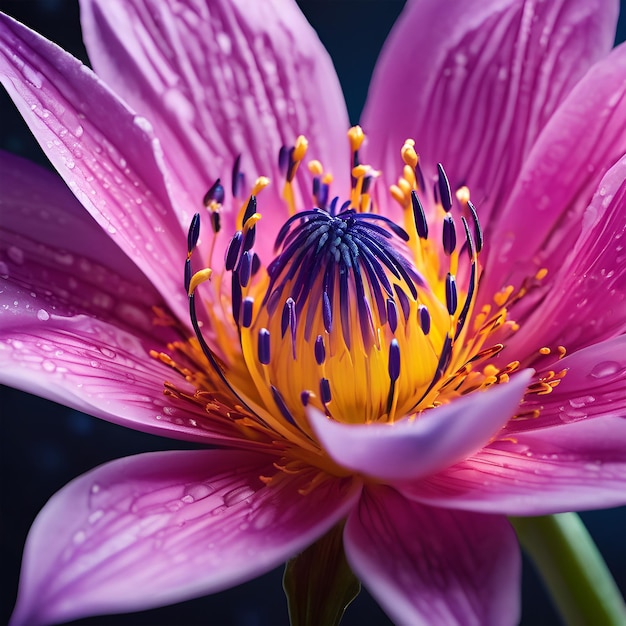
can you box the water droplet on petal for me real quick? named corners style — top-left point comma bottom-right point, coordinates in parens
top-left (223, 485), bottom-right (255, 507)
top-left (589, 361), bottom-right (622, 380)
top-left (37, 309), bottom-right (50, 321)
top-left (73, 530), bottom-right (86, 544)
top-left (7, 246), bottom-right (24, 265)
top-left (184, 483), bottom-right (213, 502)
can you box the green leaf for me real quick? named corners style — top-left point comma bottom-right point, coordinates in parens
top-left (283, 522), bottom-right (361, 626)
top-left (510, 513), bottom-right (626, 626)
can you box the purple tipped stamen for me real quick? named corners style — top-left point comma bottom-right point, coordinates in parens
top-left (320, 378), bottom-right (332, 404)
top-left (258, 328), bottom-right (271, 365)
top-left (437, 163), bottom-right (452, 212)
top-left (443, 215), bottom-right (456, 255)
top-left (445, 273), bottom-right (458, 315)
top-left (411, 190), bottom-right (428, 239)
top-left (315, 334), bottom-right (326, 365)
top-left (388, 339), bottom-right (401, 382)
top-left (419, 304), bottom-right (431, 335)
top-left (203, 178), bottom-right (225, 206)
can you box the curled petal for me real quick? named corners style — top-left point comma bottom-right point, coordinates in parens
top-left (10, 449), bottom-right (361, 626)
top-left (345, 486), bottom-right (520, 626)
top-left (402, 416), bottom-right (626, 515)
top-left (309, 370), bottom-right (533, 482)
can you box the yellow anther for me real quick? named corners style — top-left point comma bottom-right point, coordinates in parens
top-left (188, 268), bottom-right (213, 296)
top-left (293, 135), bottom-right (308, 162)
top-left (352, 164), bottom-right (369, 179)
top-left (403, 164), bottom-right (416, 187)
top-left (456, 185), bottom-right (470, 204)
top-left (493, 284), bottom-right (514, 307)
top-left (252, 176), bottom-right (270, 195)
top-left (557, 346), bottom-right (567, 359)
top-left (535, 267), bottom-right (548, 280)
top-left (308, 160), bottom-right (324, 176)
top-left (322, 173), bottom-right (334, 184)
top-left (483, 364), bottom-right (499, 378)
top-left (539, 347), bottom-right (551, 355)
top-left (403, 138), bottom-right (415, 147)
top-left (348, 125), bottom-right (365, 151)
top-left (390, 184), bottom-right (407, 207)
top-left (401, 142), bottom-right (418, 168)
top-left (398, 177), bottom-right (412, 195)
top-left (243, 212), bottom-right (262, 230)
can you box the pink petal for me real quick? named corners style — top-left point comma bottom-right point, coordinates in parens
top-left (0, 150), bottom-right (169, 332)
top-left (344, 486), bottom-right (520, 626)
top-left (505, 336), bottom-right (626, 434)
top-left (362, 0), bottom-right (617, 226)
top-left (0, 13), bottom-right (188, 321)
top-left (308, 370), bottom-right (533, 482)
top-left (10, 449), bottom-right (361, 626)
top-left (402, 416), bottom-right (626, 515)
top-left (79, 0), bottom-right (350, 260)
top-left (506, 155), bottom-right (626, 357)
top-left (0, 152), bottom-right (248, 445)
top-left (486, 42), bottom-right (626, 299)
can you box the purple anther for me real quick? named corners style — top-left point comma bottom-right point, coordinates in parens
top-left (258, 328), bottom-right (271, 365)
top-left (388, 339), bottom-right (401, 381)
top-left (184, 258), bottom-right (192, 293)
top-left (210, 211), bottom-right (221, 234)
top-left (315, 334), bottom-right (326, 365)
top-left (243, 195), bottom-right (257, 224)
top-left (437, 163), bottom-right (452, 212)
top-left (322, 290), bottom-right (333, 332)
top-left (417, 304), bottom-right (430, 335)
top-left (271, 385), bottom-right (297, 426)
top-left (467, 201), bottom-right (483, 252)
top-left (411, 191), bottom-right (428, 239)
top-left (415, 161), bottom-right (426, 191)
top-left (419, 304), bottom-right (431, 335)
top-left (394, 285), bottom-right (411, 321)
top-left (320, 377), bottom-right (332, 404)
top-left (278, 145), bottom-right (290, 176)
top-left (187, 213), bottom-right (201, 253)
top-left (242, 297), bottom-right (254, 328)
top-left (238, 251), bottom-right (252, 287)
top-left (225, 231), bottom-right (243, 271)
top-left (442, 214), bottom-right (456, 255)
top-left (362, 175), bottom-right (373, 195)
top-left (251, 252), bottom-right (261, 276)
top-left (446, 273), bottom-right (458, 315)
top-left (243, 225), bottom-right (256, 252)
top-left (203, 178), bottom-right (224, 206)
top-left (231, 272), bottom-right (242, 323)
top-left (301, 390), bottom-right (311, 406)
top-left (318, 182), bottom-right (329, 210)
top-left (231, 154), bottom-right (242, 197)
top-left (387, 298), bottom-right (398, 333)
top-left (312, 177), bottom-right (320, 198)
top-left (281, 297), bottom-right (296, 337)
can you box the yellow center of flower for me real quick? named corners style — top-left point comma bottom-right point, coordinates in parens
top-left (153, 127), bottom-right (566, 463)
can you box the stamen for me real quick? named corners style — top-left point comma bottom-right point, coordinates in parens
top-left (437, 163), bottom-right (453, 212)
top-left (442, 215), bottom-right (456, 255)
top-left (203, 178), bottom-right (225, 207)
top-left (258, 328), bottom-right (271, 365)
top-left (314, 334), bottom-right (326, 365)
top-left (225, 232), bottom-right (243, 271)
top-left (320, 377), bottom-right (332, 404)
top-left (446, 273), bottom-right (458, 315)
top-left (411, 191), bottom-right (428, 239)
top-left (242, 297), bottom-right (254, 328)
top-left (419, 304), bottom-right (431, 334)
top-left (388, 339), bottom-right (401, 381)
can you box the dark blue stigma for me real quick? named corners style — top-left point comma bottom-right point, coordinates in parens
top-left (264, 206), bottom-right (423, 350)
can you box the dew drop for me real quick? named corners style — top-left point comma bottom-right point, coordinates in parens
top-left (88, 509), bottom-right (104, 524)
top-left (37, 309), bottom-right (50, 321)
top-left (589, 361), bottom-right (622, 380)
top-left (99, 346), bottom-right (116, 359)
top-left (91, 483), bottom-right (101, 494)
top-left (568, 395), bottom-right (595, 409)
top-left (183, 483), bottom-right (213, 502)
top-left (166, 500), bottom-right (184, 512)
top-left (7, 246), bottom-right (24, 265)
top-left (223, 485), bottom-right (255, 507)
top-left (42, 360), bottom-right (56, 373)
top-left (73, 530), bottom-right (86, 544)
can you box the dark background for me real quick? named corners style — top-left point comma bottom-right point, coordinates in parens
top-left (1, 1), bottom-right (625, 624)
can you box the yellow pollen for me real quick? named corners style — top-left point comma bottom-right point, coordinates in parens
top-left (166, 128), bottom-right (559, 476)
top-left (308, 160), bottom-right (324, 176)
top-left (535, 267), bottom-right (549, 280)
top-left (347, 125), bottom-right (365, 151)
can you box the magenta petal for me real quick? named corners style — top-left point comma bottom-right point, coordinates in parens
top-left (403, 416), bottom-right (626, 515)
top-left (345, 486), bottom-right (520, 626)
top-left (505, 336), bottom-right (626, 434)
top-left (0, 13), bottom-right (188, 321)
top-left (362, 0), bottom-right (618, 226)
top-left (309, 370), bottom-right (533, 481)
top-left (79, 0), bottom-right (350, 258)
top-left (10, 449), bottom-right (361, 626)
top-left (506, 155), bottom-right (626, 357)
top-left (486, 43), bottom-right (626, 298)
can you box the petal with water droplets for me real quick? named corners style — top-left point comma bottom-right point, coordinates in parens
top-left (10, 449), bottom-right (361, 626)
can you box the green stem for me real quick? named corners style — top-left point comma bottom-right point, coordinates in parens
top-left (510, 513), bottom-right (625, 626)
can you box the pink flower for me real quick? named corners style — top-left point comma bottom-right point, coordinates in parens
top-left (1, 1), bottom-right (626, 625)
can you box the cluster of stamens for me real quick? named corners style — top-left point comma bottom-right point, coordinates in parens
top-left (157, 126), bottom-right (565, 455)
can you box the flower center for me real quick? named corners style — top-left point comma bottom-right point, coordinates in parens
top-left (164, 127), bottom-right (564, 453)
